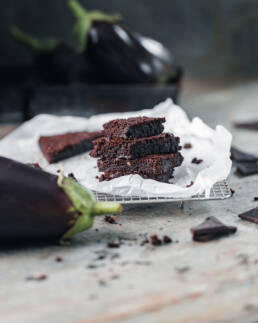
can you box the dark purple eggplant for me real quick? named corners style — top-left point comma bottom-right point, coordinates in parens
top-left (0, 157), bottom-right (122, 243)
top-left (68, 0), bottom-right (182, 85)
top-left (10, 26), bottom-right (85, 85)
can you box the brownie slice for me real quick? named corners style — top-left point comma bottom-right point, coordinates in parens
top-left (98, 152), bottom-right (183, 174)
top-left (103, 116), bottom-right (166, 139)
top-left (90, 133), bottom-right (180, 160)
top-left (99, 170), bottom-right (175, 183)
top-left (39, 131), bottom-right (103, 163)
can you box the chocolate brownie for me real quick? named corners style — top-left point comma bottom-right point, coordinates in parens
top-left (39, 131), bottom-right (103, 163)
top-left (103, 116), bottom-right (165, 139)
top-left (98, 152), bottom-right (183, 175)
top-left (99, 170), bottom-right (175, 182)
top-left (90, 133), bottom-right (180, 160)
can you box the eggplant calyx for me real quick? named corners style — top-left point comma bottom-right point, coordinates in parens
top-left (58, 175), bottom-right (122, 242)
top-left (10, 26), bottom-right (59, 53)
top-left (68, 0), bottom-right (121, 52)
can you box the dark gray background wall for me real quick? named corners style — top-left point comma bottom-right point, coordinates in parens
top-left (1, 0), bottom-right (258, 77)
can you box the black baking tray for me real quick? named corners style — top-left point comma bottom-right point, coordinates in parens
top-left (0, 65), bottom-right (180, 123)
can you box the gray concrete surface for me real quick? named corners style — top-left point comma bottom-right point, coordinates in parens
top-left (1, 80), bottom-right (258, 322)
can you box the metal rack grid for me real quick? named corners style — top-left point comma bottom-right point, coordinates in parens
top-left (94, 180), bottom-right (231, 204)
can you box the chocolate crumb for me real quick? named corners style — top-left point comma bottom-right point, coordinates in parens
top-left (230, 188), bottom-right (235, 196)
top-left (55, 256), bottom-right (63, 262)
top-left (104, 216), bottom-right (117, 224)
top-left (186, 181), bottom-right (194, 188)
top-left (150, 234), bottom-right (162, 246)
top-left (140, 238), bottom-right (149, 246)
top-left (95, 228), bottom-right (99, 232)
top-left (57, 169), bottom-right (61, 173)
top-left (107, 242), bottom-right (120, 248)
top-left (96, 176), bottom-right (99, 179)
top-left (254, 197), bottom-right (258, 201)
top-left (163, 235), bottom-right (172, 244)
top-left (183, 143), bottom-right (192, 149)
top-left (192, 158), bottom-right (203, 164)
top-left (26, 274), bottom-right (47, 281)
top-left (68, 173), bottom-right (77, 181)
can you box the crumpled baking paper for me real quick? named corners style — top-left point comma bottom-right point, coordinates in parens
top-left (0, 98), bottom-right (232, 198)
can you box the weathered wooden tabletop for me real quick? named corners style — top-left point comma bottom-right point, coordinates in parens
top-left (1, 79), bottom-right (258, 323)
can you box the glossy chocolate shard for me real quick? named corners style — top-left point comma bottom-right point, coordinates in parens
top-left (234, 121), bottom-right (258, 131)
top-left (231, 147), bottom-right (258, 163)
top-left (103, 116), bottom-right (165, 139)
top-left (236, 163), bottom-right (258, 176)
top-left (191, 216), bottom-right (237, 242)
top-left (239, 207), bottom-right (258, 224)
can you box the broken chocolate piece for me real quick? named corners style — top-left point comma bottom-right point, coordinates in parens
top-left (231, 147), bottom-right (258, 163)
top-left (107, 242), bottom-right (120, 248)
top-left (239, 207), bottom-right (258, 224)
top-left (191, 216), bottom-right (237, 242)
top-left (234, 121), bottom-right (258, 131)
top-left (236, 163), bottom-right (258, 176)
top-left (254, 197), bottom-right (258, 201)
top-left (104, 216), bottom-right (117, 224)
top-left (186, 181), bottom-right (194, 188)
top-left (163, 235), bottom-right (172, 244)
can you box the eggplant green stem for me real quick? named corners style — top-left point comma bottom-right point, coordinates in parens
top-left (68, 0), bottom-right (121, 52)
top-left (10, 26), bottom-right (59, 52)
top-left (57, 175), bottom-right (122, 242)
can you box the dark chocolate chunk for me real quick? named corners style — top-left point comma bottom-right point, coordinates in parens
top-left (234, 121), bottom-right (258, 131)
top-left (254, 197), bottom-right (258, 201)
top-left (231, 147), bottom-right (258, 163)
top-left (55, 256), bottom-right (63, 262)
top-left (236, 163), bottom-right (258, 176)
top-left (191, 216), bottom-right (237, 242)
top-left (103, 116), bottom-right (165, 139)
top-left (239, 207), bottom-right (258, 224)
top-left (90, 133), bottom-right (180, 160)
top-left (192, 158), bottom-right (203, 165)
top-left (39, 130), bottom-right (103, 163)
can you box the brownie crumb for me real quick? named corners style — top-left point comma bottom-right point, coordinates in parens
top-left (68, 173), bottom-right (77, 181)
top-left (107, 242), bottom-right (120, 248)
top-left (183, 143), bottom-right (192, 149)
top-left (163, 235), bottom-right (172, 244)
top-left (140, 238), bottom-right (149, 246)
top-left (150, 235), bottom-right (162, 246)
top-left (186, 181), bottom-right (194, 188)
top-left (230, 188), bottom-right (235, 196)
top-left (26, 274), bottom-right (47, 281)
top-left (104, 216), bottom-right (117, 224)
top-left (192, 158), bottom-right (203, 164)
top-left (254, 197), bottom-right (258, 201)
top-left (55, 256), bottom-right (63, 262)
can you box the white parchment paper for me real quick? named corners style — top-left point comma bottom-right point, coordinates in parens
top-left (0, 99), bottom-right (232, 197)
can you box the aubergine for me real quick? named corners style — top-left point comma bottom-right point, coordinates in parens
top-left (10, 26), bottom-right (85, 85)
top-left (68, 0), bottom-right (182, 85)
top-left (0, 157), bottom-right (122, 243)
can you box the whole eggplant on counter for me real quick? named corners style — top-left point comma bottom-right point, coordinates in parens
top-left (68, 0), bottom-right (182, 84)
top-left (11, 26), bottom-right (84, 85)
top-left (0, 157), bottom-right (122, 243)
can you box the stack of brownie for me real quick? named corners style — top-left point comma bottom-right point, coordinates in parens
top-left (90, 116), bottom-right (183, 182)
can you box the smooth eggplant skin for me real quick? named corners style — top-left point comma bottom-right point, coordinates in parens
top-left (0, 157), bottom-right (75, 242)
top-left (85, 21), bottom-right (181, 84)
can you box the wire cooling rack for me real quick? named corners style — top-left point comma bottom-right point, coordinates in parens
top-left (93, 180), bottom-right (231, 204)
